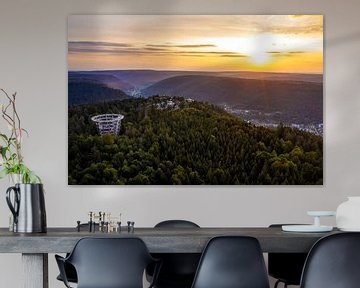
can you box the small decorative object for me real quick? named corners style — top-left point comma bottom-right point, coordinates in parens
top-left (127, 221), bottom-right (135, 233)
top-left (77, 220), bottom-right (81, 232)
top-left (85, 210), bottom-right (121, 232)
top-left (336, 197), bottom-right (360, 231)
top-left (0, 89), bottom-right (46, 233)
top-left (282, 211), bottom-right (335, 232)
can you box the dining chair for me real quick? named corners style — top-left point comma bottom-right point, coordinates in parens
top-left (268, 224), bottom-right (308, 288)
top-left (147, 220), bottom-right (201, 288)
top-left (191, 236), bottom-right (270, 288)
top-left (300, 232), bottom-right (360, 288)
top-left (56, 223), bottom-right (99, 284)
top-left (55, 237), bottom-right (161, 288)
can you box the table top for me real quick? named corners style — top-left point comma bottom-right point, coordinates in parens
top-left (0, 227), bottom-right (340, 254)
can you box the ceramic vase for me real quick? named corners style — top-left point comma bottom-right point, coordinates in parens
top-left (336, 197), bottom-right (360, 231)
top-left (6, 183), bottom-right (47, 233)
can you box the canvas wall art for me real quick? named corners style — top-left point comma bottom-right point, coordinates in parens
top-left (68, 15), bottom-right (323, 185)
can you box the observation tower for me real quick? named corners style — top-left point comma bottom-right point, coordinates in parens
top-left (91, 114), bottom-right (124, 135)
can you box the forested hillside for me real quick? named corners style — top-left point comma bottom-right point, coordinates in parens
top-left (142, 75), bottom-right (323, 125)
top-left (68, 96), bottom-right (323, 185)
top-left (68, 81), bottom-right (129, 105)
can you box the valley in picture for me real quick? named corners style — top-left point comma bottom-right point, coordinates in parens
top-left (68, 15), bottom-right (323, 185)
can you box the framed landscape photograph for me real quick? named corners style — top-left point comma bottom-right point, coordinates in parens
top-left (68, 15), bottom-right (323, 185)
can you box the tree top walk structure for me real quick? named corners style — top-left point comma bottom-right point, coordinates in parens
top-left (91, 114), bottom-right (124, 135)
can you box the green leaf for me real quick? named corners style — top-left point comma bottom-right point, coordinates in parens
top-left (11, 153), bottom-right (17, 160)
top-left (28, 171), bottom-right (41, 184)
top-left (0, 168), bottom-right (9, 179)
top-left (0, 146), bottom-right (8, 158)
top-left (17, 164), bottom-right (41, 184)
top-left (21, 128), bottom-right (29, 137)
top-left (0, 133), bottom-right (8, 141)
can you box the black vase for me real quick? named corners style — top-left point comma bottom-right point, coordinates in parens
top-left (6, 183), bottom-right (47, 233)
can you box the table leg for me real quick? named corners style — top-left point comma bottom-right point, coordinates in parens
top-left (22, 253), bottom-right (48, 288)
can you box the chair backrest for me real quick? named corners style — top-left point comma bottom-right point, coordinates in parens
top-left (151, 220), bottom-right (201, 286)
top-left (191, 236), bottom-right (270, 288)
top-left (300, 232), bottom-right (360, 288)
top-left (155, 220), bottom-right (200, 228)
top-left (67, 237), bottom-right (154, 288)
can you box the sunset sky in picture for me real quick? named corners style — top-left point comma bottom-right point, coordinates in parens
top-left (68, 15), bottom-right (323, 73)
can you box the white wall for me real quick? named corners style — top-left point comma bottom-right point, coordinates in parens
top-left (1, 0), bottom-right (360, 287)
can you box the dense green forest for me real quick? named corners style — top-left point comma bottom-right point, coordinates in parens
top-left (68, 96), bottom-right (323, 185)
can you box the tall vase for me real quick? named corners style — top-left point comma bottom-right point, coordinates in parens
top-left (336, 197), bottom-right (360, 231)
top-left (6, 183), bottom-right (47, 233)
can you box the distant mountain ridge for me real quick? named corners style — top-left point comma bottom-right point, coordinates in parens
top-left (69, 71), bottom-right (134, 91)
top-left (68, 70), bottom-right (323, 125)
top-left (142, 75), bottom-right (323, 125)
top-left (69, 70), bottom-right (322, 92)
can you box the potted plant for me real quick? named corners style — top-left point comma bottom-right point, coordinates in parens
top-left (0, 89), bottom-right (40, 183)
top-left (0, 88), bottom-right (46, 233)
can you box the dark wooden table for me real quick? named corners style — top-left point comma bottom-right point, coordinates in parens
top-left (0, 227), bottom-right (338, 288)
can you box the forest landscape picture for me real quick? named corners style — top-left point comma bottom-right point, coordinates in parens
top-left (68, 15), bottom-right (323, 185)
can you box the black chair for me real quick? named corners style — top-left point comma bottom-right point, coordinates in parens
top-left (56, 262), bottom-right (77, 284)
top-left (147, 220), bottom-right (201, 288)
top-left (300, 232), bottom-right (360, 288)
top-left (191, 236), bottom-right (270, 288)
top-left (268, 224), bottom-right (308, 288)
top-left (56, 223), bottom-right (99, 284)
top-left (55, 237), bottom-right (160, 288)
